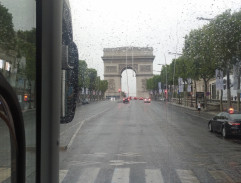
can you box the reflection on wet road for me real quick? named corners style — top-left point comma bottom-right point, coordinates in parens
top-left (59, 100), bottom-right (241, 183)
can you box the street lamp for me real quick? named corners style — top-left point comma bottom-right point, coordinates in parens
top-left (168, 51), bottom-right (182, 56)
top-left (196, 17), bottom-right (212, 21)
top-left (167, 51), bottom-right (183, 100)
top-left (158, 54), bottom-right (168, 101)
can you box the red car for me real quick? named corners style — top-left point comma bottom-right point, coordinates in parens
top-left (139, 97), bottom-right (143, 100)
top-left (134, 97), bottom-right (138, 100)
top-left (144, 98), bottom-right (151, 103)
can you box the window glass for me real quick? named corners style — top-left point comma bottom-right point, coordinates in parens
top-left (59, 1), bottom-right (241, 183)
top-left (0, 0), bottom-right (36, 182)
top-left (0, 97), bottom-right (11, 183)
top-left (230, 114), bottom-right (241, 120)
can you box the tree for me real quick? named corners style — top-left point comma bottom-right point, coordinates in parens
top-left (87, 68), bottom-right (97, 100)
top-left (175, 56), bottom-right (193, 105)
top-left (0, 3), bottom-right (15, 50)
top-left (16, 28), bottom-right (36, 108)
top-left (210, 10), bottom-right (241, 108)
top-left (78, 60), bottom-right (88, 92)
top-left (184, 27), bottom-right (216, 108)
top-left (99, 80), bottom-right (108, 99)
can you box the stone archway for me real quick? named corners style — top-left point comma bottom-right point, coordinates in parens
top-left (102, 47), bottom-right (155, 98)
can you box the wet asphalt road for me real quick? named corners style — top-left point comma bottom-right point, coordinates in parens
top-left (59, 100), bottom-right (241, 183)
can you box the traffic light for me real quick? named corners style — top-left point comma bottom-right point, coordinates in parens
top-left (118, 88), bottom-right (121, 92)
top-left (164, 89), bottom-right (167, 94)
top-left (24, 94), bottom-right (28, 102)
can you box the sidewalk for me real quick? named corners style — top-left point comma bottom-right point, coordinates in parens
top-left (165, 101), bottom-right (217, 116)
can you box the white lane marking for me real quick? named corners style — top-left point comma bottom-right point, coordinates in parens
top-left (176, 169), bottom-right (200, 183)
top-left (77, 167), bottom-right (100, 183)
top-left (66, 108), bottom-right (110, 149)
top-left (145, 169), bottom-right (164, 183)
top-left (111, 168), bottom-right (130, 183)
top-left (69, 161), bottom-right (101, 166)
top-left (0, 168), bottom-right (11, 182)
top-left (109, 160), bottom-right (146, 166)
top-left (59, 170), bottom-right (68, 183)
top-left (117, 152), bottom-right (141, 157)
top-left (209, 170), bottom-right (234, 183)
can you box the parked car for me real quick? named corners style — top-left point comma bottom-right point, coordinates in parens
top-left (134, 97), bottom-right (138, 100)
top-left (123, 98), bottom-right (130, 104)
top-left (144, 98), bottom-right (151, 103)
top-left (208, 108), bottom-right (241, 138)
top-left (139, 97), bottom-right (143, 100)
top-left (81, 98), bottom-right (89, 105)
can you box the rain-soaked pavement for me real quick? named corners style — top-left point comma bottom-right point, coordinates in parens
top-left (59, 100), bottom-right (241, 183)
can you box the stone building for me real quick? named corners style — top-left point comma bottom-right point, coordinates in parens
top-left (102, 47), bottom-right (155, 98)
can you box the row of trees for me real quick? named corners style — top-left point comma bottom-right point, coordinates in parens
top-left (147, 9), bottom-right (241, 111)
top-left (78, 60), bottom-right (108, 100)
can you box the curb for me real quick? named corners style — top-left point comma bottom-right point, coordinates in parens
top-left (167, 102), bottom-right (217, 116)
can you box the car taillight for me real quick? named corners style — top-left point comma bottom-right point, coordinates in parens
top-left (229, 108), bottom-right (234, 114)
top-left (228, 122), bottom-right (240, 125)
top-left (149, 99), bottom-right (151, 101)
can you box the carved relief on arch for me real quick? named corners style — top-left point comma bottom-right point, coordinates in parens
top-left (105, 66), bottom-right (117, 73)
top-left (107, 79), bottom-right (115, 92)
top-left (142, 79), bottom-right (147, 91)
top-left (140, 65), bottom-right (151, 72)
top-left (119, 64), bottom-right (138, 73)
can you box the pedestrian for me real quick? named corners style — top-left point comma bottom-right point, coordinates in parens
top-left (197, 101), bottom-right (201, 114)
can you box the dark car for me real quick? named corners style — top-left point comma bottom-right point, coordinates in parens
top-left (123, 98), bottom-right (130, 104)
top-left (208, 108), bottom-right (241, 138)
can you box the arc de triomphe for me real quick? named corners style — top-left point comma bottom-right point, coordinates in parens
top-left (102, 47), bottom-right (155, 98)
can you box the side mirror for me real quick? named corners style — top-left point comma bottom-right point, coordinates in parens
top-left (60, 0), bottom-right (79, 123)
top-left (60, 42), bottom-right (79, 123)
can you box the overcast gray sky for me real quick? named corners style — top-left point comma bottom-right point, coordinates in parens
top-left (69, 0), bottom-right (240, 95)
top-left (1, 0), bottom-right (239, 95)
top-left (70, 0), bottom-right (239, 73)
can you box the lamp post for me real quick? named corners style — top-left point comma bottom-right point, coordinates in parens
top-left (168, 51), bottom-right (183, 101)
top-left (158, 54), bottom-right (168, 101)
top-left (196, 17), bottom-right (212, 21)
top-left (168, 51), bottom-right (182, 56)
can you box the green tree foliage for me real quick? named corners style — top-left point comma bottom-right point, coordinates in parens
top-left (99, 80), bottom-right (108, 94)
top-left (0, 3), bottom-right (15, 50)
top-left (78, 60), bottom-right (108, 98)
top-left (87, 68), bottom-right (97, 92)
top-left (17, 28), bottom-right (36, 82)
top-left (183, 26), bottom-right (216, 106)
top-left (78, 60), bottom-right (88, 89)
